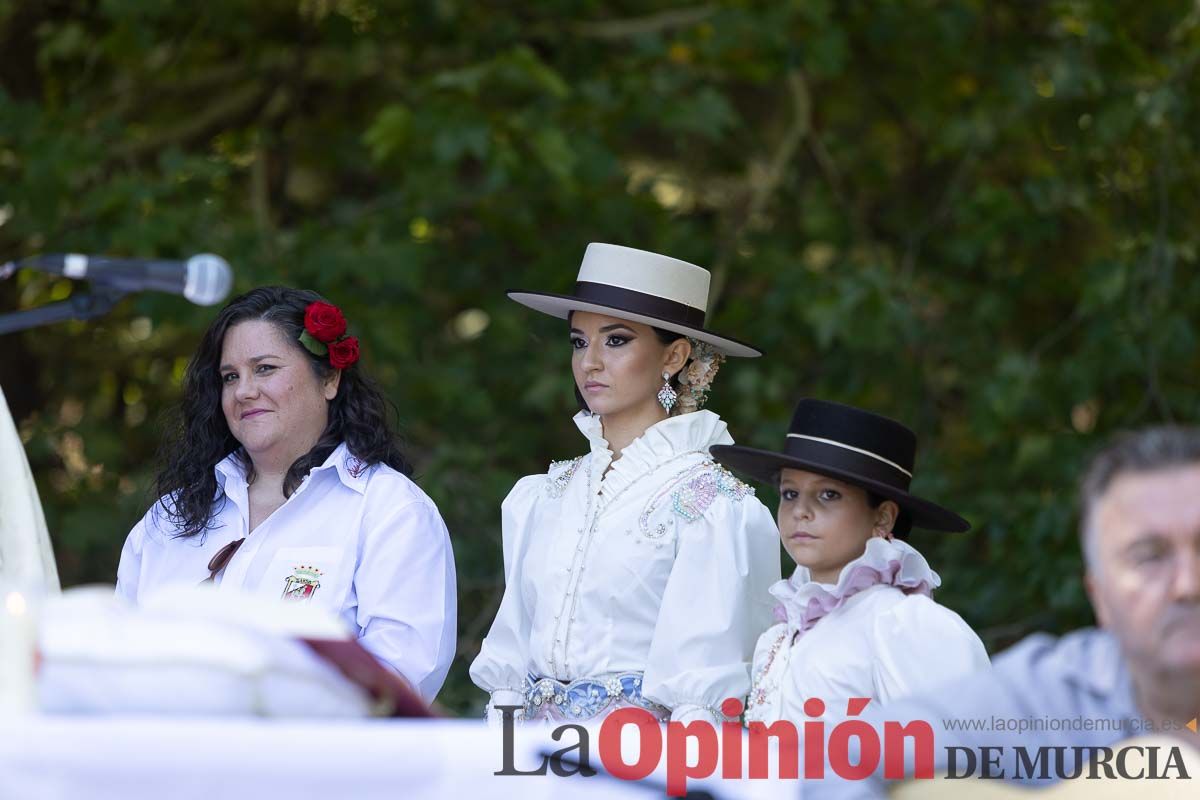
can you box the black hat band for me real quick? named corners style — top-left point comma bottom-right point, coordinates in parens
top-left (784, 434), bottom-right (913, 490)
top-left (573, 281), bottom-right (706, 329)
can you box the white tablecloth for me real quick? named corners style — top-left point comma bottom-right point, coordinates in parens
top-left (0, 716), bottom-right (796, 800)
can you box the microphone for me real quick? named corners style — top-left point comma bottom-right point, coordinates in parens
top-left (12, 253), bottom-right (233, 306)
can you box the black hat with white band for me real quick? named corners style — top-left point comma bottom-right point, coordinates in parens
top-left (507, 243), bottom-right (761, 358)
top-left (709, 399), bottom-right (969, 536)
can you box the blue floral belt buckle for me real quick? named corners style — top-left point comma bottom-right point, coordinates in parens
top-left (523, 672), bottom-right (668, 722)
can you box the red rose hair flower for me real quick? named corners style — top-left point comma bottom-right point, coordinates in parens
top-left (304, 301), bottom-right (347, 343)
top-left (299, 301), bottom-right (360, 369)
top-left (328, 337), bottom-right (360, 370)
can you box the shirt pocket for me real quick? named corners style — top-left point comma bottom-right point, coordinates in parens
top-left (256, 546), bottom-right (348, 614)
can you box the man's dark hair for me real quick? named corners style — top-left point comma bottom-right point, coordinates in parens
top-left (1079, 425), bottom-right (1200, 568)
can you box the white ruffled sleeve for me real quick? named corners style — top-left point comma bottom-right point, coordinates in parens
top-left (871, 593), bottom-right (990, 704)
top-left (642, 493), bottom-right (781, 723)
top-left (468, 474), bottom-right (544, 717)
top-left (354, 491), bottom-right (457, 704)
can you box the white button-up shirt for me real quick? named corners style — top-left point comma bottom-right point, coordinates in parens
top-left (116, 443), bottom-right (457, 702)
top-left (469, 409), bottom-right (781, 723)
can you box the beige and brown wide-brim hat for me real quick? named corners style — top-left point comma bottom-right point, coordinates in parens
top-left (507, 243), bottom-right (761, 358)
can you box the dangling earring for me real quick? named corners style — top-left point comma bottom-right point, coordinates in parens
top-left (657, 371), bottom-right (678, 413)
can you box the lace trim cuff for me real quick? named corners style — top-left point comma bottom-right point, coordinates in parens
top-left (670, 702), bottom-right (724, 725)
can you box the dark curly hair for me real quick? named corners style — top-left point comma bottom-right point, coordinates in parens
top-left (153, 286), bottom-right (412, 538)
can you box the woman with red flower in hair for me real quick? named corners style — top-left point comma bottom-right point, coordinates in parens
top-left (115, 286), bottom-right (457, 703)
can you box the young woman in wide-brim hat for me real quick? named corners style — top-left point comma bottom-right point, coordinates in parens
top-left (469, 243), bottom-right (781, 724)
top-left (710, 399), bottom-right (989, 725)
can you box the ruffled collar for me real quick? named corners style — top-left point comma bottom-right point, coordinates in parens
top-left (572, 410), bottom-right (734, 500)
top-left (769, 537), bottom-right (941, 635)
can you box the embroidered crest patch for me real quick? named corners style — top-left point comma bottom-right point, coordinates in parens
top-left (281, 564), bottom-right (323, 602)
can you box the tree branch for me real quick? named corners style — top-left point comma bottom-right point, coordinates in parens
top-left (569, 5), bottom-right (717, 40)
top-left (710, 69), bottom-right (811, 303)
top-left (114, 79), bottom-right (269, 161)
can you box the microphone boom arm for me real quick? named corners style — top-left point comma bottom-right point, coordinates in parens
top-left (0, 285), bottom-right (130, 336)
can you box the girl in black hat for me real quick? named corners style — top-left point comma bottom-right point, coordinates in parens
top-left (711, 399), bottom-right (989, 724)
top-left (469, 244), bottom-right (781, 725)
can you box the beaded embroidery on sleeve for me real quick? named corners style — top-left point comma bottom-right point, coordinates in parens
top-left (638, 460), bottom-right (754, 537)
top-left (545, 456), bottom-right (585, 499)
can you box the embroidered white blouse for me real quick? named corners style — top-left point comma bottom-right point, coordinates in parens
top-left (469, 409), bottom-right (782, 723)
top-left (745, 537), bottom-right (989, 725)
top-left (115, 443), bottom-right (457, 703)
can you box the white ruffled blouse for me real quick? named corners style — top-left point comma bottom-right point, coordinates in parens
top-left (469, 409), bottom-right (781, 723)
top-left (745, 537), bottom-right (989, 724)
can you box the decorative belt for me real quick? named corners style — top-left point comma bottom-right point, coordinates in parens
top-left (524, 671), bottom-right (669, 722)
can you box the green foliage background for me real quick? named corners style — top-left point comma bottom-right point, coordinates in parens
top-left (2, 1), bottom-right (1198, 714)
